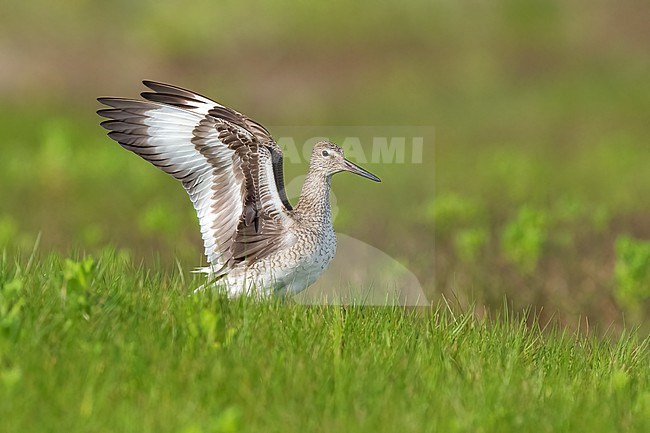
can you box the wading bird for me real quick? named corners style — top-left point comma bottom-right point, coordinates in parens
top-left (98, 81), bottom-right (380, 296)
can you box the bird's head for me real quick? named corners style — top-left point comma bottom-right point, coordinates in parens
top-left (310, 141), bottom-right (381, 182)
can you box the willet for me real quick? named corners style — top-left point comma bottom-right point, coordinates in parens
top-left (97, 81), bottom-right (380, 296)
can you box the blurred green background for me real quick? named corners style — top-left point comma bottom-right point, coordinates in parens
top-left (1, 0), bottom-right (648, 331)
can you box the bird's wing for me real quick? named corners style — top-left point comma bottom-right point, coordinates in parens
top-left (211, 120), bottom-right (296, 266)
top-left (141, 81), bottom-right (293, 210)
top-left (97, 82), bottom-right (294, 271)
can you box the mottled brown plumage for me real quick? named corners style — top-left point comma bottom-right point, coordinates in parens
top-left (98, 81), bottom-right (380, 296)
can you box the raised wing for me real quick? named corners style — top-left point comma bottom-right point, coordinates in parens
top-left (141, 81), bottom-right (293, 210)
top-left (97, 81), bottom-right (294, 272)
top-left (213, 121), bottom-right (296, 265)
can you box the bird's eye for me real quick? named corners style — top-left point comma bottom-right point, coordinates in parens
top-left (322, 150), bottom-right (329, 157)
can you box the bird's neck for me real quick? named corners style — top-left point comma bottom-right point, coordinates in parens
top-left (295, 172), bottom-right (332, 223)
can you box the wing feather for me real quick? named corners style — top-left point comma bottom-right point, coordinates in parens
top-left (98, 81), bottom-right (295, 273)
top-left (98, 97), bottom-right (242, 267)
top-left (142, 81), bottom-right (293, 211)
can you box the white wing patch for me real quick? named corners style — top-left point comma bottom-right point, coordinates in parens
top-left (98, 100), bottom-right (243, 269)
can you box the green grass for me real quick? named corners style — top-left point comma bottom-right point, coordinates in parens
top-left (1, 2), bottom-right (649, 429)
top-left (2, 252), bottom-right (649, 433)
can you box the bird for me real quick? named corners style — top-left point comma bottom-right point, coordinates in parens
top-left (97, 81), bottom-right (380, 297)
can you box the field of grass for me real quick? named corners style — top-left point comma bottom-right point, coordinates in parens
top-left (1, 252), bottom-right (649, 433)
top-left (1, 1), bottom-right (649, 431)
